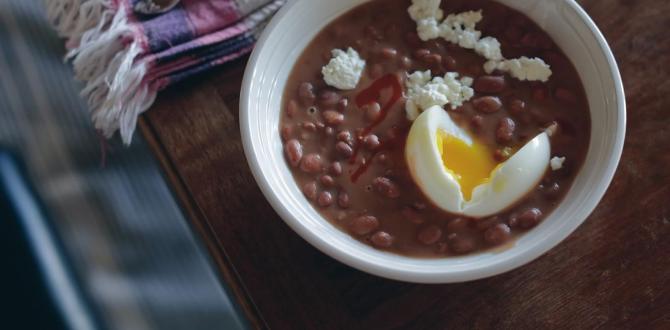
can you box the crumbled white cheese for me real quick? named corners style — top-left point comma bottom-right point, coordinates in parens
top-left (550, 156), bottom-right (566, 171)
top-left (416, 18), bottom-right (441, 41)
top-left (440, 10), bottom-right (483, 49)
top-left (408, 0), bottom-right (552, 82)
top-left (484, 57), bottom-right (552, 82)
top-left (474, 37), bottom-right (503, 61)
top-left (416, 11), bottom-right (483, 50)
top-left (408, 0), bottom-right (444, 21)
top-left (405, 70), bottom-right (474, 120)
top-left (322, 48), bottom-right (365, 90)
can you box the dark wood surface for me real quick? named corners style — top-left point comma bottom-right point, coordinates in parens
top-left (139, 1), bottom-right (670, 328)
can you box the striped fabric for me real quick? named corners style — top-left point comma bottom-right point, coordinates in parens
top-left (136, 0), bottom-right (284, 89)
top-left (0, 1), bottom-right (247, 329)
top-left (48, 0), bottom-right (285, 144)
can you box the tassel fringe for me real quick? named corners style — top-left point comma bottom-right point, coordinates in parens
top-left (46, 0), bottom-right (155, 144)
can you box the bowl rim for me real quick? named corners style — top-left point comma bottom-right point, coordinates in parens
top-left (240, 0), bottom-right (626, 283)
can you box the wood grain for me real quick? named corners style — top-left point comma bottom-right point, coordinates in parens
top-left (141, 1), bottom-right (670, 329)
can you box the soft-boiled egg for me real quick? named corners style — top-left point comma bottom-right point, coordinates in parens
top-left (405, 106), bottom-right (550, 218)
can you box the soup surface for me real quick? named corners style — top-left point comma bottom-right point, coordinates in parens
top-left (280, 0), bottom-right (591, 257)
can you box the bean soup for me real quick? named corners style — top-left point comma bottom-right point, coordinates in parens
top-left (279, 0), bottom-right (591, 257)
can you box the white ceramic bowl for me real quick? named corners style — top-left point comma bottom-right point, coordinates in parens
top-left (241, 0), bottom-right (625, 283)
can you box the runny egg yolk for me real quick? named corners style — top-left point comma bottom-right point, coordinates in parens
top-left (436, 130), bottom-right (499, 200)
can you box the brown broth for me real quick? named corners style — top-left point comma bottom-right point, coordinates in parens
top-left (279, 0), bottom-right (591, 258)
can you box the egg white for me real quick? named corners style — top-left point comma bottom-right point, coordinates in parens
top-left (405, 106), bottom-right (550, 218)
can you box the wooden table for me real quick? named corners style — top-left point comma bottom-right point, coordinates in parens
top-left (139, 1), bottom-right (670, 328)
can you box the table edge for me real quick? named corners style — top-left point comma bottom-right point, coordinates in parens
top-left (138, 116), bottom-right (267, 330)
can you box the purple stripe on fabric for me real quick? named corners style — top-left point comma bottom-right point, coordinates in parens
top-left (181, 0), bottom-right (240, 36)
top-left (152, 45), bottom-right (255, 89)
top-left (133, 0), bottom-right (250, 53)
top-left (143, 15), bottom-right (254, 64)
top-left (117, 0), bottom-right (285, 90)
top-left (134, 5), bottom-right (196, 53)
top-left (147, 35), bottom-right (256, 84)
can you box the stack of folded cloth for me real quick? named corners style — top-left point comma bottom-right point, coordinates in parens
top-left (47, 0), bottom-right (285, 144)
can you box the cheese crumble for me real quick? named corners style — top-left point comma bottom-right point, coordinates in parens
top-left (416, 11), bottom-right (483, 49)
top-left (405, 70), bottom-right (474, 120)
top-left (484, 57), bottom-right (552, 82)
top-left (408, 0), bottom-right (552, 82)
top-left (475, 37), bottom-right (503, 62)
top-left (322, 48), bottom-right (366, 90)
top-left (408, 0), bottom-right (444, 21)
top-left (550, 156), bottom-right (566, 171)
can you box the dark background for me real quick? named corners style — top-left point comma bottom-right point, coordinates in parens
top-left (1, 151), bottom-right (68, 329)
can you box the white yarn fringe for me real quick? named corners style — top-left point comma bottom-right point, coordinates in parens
top-left (46, 0), bottom-right (156, 144)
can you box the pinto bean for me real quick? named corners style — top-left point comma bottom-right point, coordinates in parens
top-left (349, 215), bottom-right (380, 235)
top-left (287, 100), bottom-right (299, 118)
top-left (364, 102), bottom-right (382, 122)
top-left (484, 223), bottom-right (512, 245)
top-left (337, 130), bottom-right (353, 144)
top-left (401, 56), bottom-right (413, 69)
top-left (337, 191), bottom-right (350, 209)
top-left (300, 153), bottom-right (323, 173)
top-left (496, 117), bottom-right (516, 144)
top-left (318, 90), bottom-right (342, 107)
top-left (518, 208), bottom-right (543, 229)
top-left (402, 206), bottom-right (424, 224)
top-left (474, 75), bottom-right (506, 93)
top-left (448, 233), bottom-right (476, 254)
top-left (337, 98), bottom-right (349, 112)
top-left (473, 96), bottom-right (503, 113)
top-left (298, 82), bottom-right (316, 105)
top-left (320, 175), bottom-right (335, 187)
top-left (317, 191), bottom-right (334, 207)
top-left (413, 48), bottom-right (430, 59)
top-left (329, 162), bottom-right (343, 177)
top-left (302, 181), bottom-right (318, 201)
top-left (423, 54), bottom-right (442, 65)
top-left (471, 115), bottom-right (484, 130)
top-left (363, 134), bottom-right (381, 150)
top-left (335, 141), bottom-right (354, 158)
top-left (380, 47), bottom-right (398, 59)
top-left (284, 139), bottom-right (303, 167)
top-left (371, 231), bottom-right (394, 248)
top-left (280, 125), bottom-right (293, 141)
top-left (446, 218), bottom-right (469, 232)
top-left (476, 216), bottom-right (502, 231)
top-left (322, 110), bottom-right (344, 126)
top-left (442, 55), bottom-right (457, 71)
top-left (372, 177), bottom-right (400, 199)
top-left (417, 225), bottom-right (443, 245)
top-left (302, 121), bottom-right (317, 132)
top-left (508, 99), bottom-right (526, 116)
